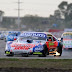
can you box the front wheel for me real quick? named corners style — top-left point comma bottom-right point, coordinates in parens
top-left (6, 52), bottom-right (14, 56)
top-left (39, 44), bottom-right (48, 57)
top-left (54, 43), bottom-right (62, 56)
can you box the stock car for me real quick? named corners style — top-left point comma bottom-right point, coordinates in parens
top-left (61, 32), bottom-right (72, 49)
top-left (0, 32), bottom-right (5, 40)
top-left (5, 31), bottom-right (21, 42)
top-left (5, 32), bottom-right (63, 57)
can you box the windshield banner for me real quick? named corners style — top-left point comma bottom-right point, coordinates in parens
top-left (20, 33), bottom-right (47, 38)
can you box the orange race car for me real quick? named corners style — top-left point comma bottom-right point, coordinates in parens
top-left (42, 32), bottom-right (63, 56)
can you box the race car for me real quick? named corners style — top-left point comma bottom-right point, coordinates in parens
top-left (61, 32), bottom-right (72, 49)
top-left (5, 31), bottom-right (21, 42)
top-left (5, 32), bottom-right (63, 57)
top-left (0, 32), bottom-right (5, 40)
top-left (45, 33), bottom-right (63, 56)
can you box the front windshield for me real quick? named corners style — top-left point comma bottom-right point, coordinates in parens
top-left (63, 34), bottom-right (72, 39)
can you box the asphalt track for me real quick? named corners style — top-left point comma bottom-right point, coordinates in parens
top-left (0, 40), bottom-right (72, 59)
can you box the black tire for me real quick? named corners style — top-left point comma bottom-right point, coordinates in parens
top-left (39, 44), bottom-right (48, 57)
top-left (56, 42), bottom-right (62, 56)
top-left (22, 53), bottom-right (28, 57)
top-left (6, 52), bottom-right (14, 56)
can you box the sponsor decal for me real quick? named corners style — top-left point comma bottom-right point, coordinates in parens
top-left (8, 42), bottom-right (13, 44)
top-left (6, 51), bottom-right (10, 54)
top-left (49, 42), bottom-right (54, 47)
top-left (33, 52), bottom-right (42, 54)
top-left (21, 33), bottom-right (46, 38)
top-left (14, 47), bottom-right (28, 50)
top-left (12, 44), bottom-right (36, 50)
top-left (63, 40), bottom-right (72, 48)
top-left (8, 36), bottom-right (13, 39)
top-left (34, 47), bottom-right (43, 51)
top-left (34, 45), bottom-right (43, 52)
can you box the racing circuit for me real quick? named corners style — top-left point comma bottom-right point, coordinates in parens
top-left (0, 40), bottom-right (72, 59)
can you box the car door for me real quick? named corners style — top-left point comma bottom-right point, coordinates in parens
top-left (46, 36), bottom-right (57, 50)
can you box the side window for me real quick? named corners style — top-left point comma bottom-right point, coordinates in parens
top-left (47, 36), bottom-right (53, 41)
top-left (53, 37), bottom-right (56, 41)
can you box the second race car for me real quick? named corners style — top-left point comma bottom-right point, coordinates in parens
top-left (5, 31), bottom-right (21, 42)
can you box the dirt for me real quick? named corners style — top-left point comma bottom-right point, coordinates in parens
top-left (0, 68), bottom-right (72, 72)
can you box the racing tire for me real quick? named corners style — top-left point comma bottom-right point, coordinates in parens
top-left (54, 42), bottom-right (62, 56)
top-left (6, 52), bottom-right (14, 57)
top-left (22, 53), bottom-right (28, 57)
top-left (39, 44), bottom-right (48, 57)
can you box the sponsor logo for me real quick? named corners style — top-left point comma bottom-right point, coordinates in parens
top-left (34, 45), bottom-right (43, 52)
top-left (21, 33), bottom-right (46, 38)
top-left (6, 51), bottom-right (10, 54)
top-left (8, 36), bottom-right (13, 39)
top-left (12, 44), bottom-right (36, 50)
top-left (14, 47), bottom-right (28, 50)
top-left (49, 42), bottom-right (54, 47)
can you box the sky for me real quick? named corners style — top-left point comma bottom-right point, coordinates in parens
top-left (0, 0), bottom-right (72, 17)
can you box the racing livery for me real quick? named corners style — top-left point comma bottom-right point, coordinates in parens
top-left (5, 32), bottom-right (63, 57)
top-left (45, 34), bottom-right (63, 56)
top-left (5, 31), bottom-right (21, 42)
top-left (62, 32), bottom-right (72, 49)
top-left (0, 32), bottom-right (5, 40)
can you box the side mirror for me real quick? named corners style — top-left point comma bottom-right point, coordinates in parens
top-left (61, 38), bottom-right (63, 42)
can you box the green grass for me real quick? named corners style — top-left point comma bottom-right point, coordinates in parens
top-left (0, 58), bottom-right (72, 69)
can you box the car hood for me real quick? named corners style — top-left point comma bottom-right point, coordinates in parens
top-left (10, 40), bottom-right (45, 50)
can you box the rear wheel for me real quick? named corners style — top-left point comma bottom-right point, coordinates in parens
top-left (6, 52), bottom-right (14, 56)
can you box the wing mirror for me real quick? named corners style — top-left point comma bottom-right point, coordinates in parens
top-left (61, 38), bottom-right (63, 42)
top-left (58, 38), bottom-right (63, 42)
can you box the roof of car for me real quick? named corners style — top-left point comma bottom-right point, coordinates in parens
top-left (61, 32), bottom-right (72, 37)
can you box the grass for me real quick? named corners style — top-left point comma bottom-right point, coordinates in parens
top-left (0, 58), bottom-right (72, 69)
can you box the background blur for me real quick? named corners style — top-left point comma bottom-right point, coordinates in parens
top-left (0, 0), bottom-right (72, 37)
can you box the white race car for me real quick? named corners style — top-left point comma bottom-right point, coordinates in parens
top-left (5, 32), bottom-right (47, 57)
